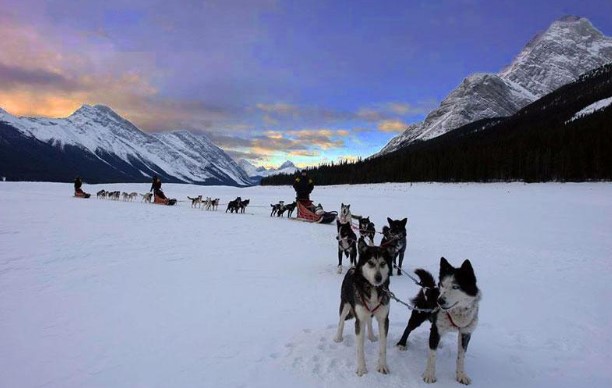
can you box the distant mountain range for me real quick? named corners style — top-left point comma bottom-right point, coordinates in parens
top-left (238, 159), bottom-right (297, 182)
top-left (376, 16), bottom-right (612, 156)
top-left (262, 62), bottom-right (612, 184)
top-left (0, 104), bottom-right (255, 185)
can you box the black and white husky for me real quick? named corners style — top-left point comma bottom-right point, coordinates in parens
top-left (397, 257), bottom-right (481, 385)
top-left (381, 218), bottom-right (407, 276)
top-left (334, 246), bottom-right (391, 376)
top-left (337, 203), bottom-right (352, 230)
top-left (357, 216), bottom-right (376, 245)
top-left (336, 220), bottom-right (357, 273)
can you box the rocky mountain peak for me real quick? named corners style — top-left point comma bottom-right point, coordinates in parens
top-left (376, 16), bottom-right (612, 156)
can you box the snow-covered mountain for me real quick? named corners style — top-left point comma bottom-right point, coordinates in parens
top-left (377, 16), bottom-right (612, 155)
top-left (0, 104), bottom-right (252, 186)
top-left (238, 159), bottom-right (298, 179)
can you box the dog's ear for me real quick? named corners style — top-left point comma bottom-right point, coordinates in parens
top-left (460, 259), bottom-right (474, 274)
top-left (439, 257), bottom-right (454, 279)
top-left (341, 202), bottom-right (344, 207)
top-left (347, 204), bottom-right (350, 209)
top-left (458, 259), bottom-right (479, 296)
top-left (387, 217), bottom-right (393, 225)
top-left (400, 218), bottom-right (407, 228)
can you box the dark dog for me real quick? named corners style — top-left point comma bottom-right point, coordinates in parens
top-left (381, 218), bottom-right (407, 276)
top-left (226, 197), bottom-right (241, 213)
top-left (358, 216), bottom-right (376, 245)
top-left (271, 201), bottom-right (284, 216)
top-left (333, 246), bottom-right (391, 376)
top-left (336, 220), bottom-right (357, 274)
top-left (284, 201), bottom-right (297, 217)
top-left (397, 258), bottom-right (481, 385)
top-left (238, 199), bottom-right (250, 213)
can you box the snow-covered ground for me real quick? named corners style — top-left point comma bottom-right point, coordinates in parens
top-left (1, 181), bottom-right (611, 388)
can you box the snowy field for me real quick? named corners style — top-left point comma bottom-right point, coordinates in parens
top-left (1, 181), bottom-right (611, 388)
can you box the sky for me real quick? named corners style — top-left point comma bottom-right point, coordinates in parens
top-left (1, 0), bottom-right (611, 168)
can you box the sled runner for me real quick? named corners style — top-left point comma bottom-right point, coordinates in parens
top-left (296, 200), bottom-right (337, 224)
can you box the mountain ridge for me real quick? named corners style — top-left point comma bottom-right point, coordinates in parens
top-left (376, 16), bottom-right (612, 156)
top-left (0, 105), bottom-right (252, 186)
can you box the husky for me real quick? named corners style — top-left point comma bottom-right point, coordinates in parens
top-left (202, 197), bottom-right (212, 210)
top-left (397, 258), bottom-right (481, 385)
top-left (238, 199), bottom-right (250, 213)
top-left (128, 192), bottom-right (138, 201)
top-left (358, 216), bottom-right (376, 246)
top-left (337, 203), bottom-right (352, 230)
top-left (226, 197), bottom-right (241, 213)
top-left (336, 220), bottom-right (357, 274)
top-left (333, 246), bottom-right (391, 376)
top-left (188, 195), bottom-right (203, 208)
top-left (121, 192), bottom-right (129, 201)
top-left (284, 201), bottom-right (297, 217)
top-left (271, 201), bottom-right (284, 216)
top-left (381, 218), bottom-right (407, 276)
top-left (211, 198), bottom-right (220, 211)
top-left (96, 189), bottom-right (106, 199)
top-left (141, 192), bottom-right (152, 203)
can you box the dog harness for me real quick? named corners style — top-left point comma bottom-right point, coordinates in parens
top-left (358, 291), bottom-right (383, 314)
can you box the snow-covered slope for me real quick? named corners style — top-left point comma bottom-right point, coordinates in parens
top-left (0, 105), bottom-right (251, 186)
top-left (378, 16), bottom-right (612, 155)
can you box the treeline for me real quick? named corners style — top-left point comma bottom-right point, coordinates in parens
top-left (262, 64), bottom-right (612, 185)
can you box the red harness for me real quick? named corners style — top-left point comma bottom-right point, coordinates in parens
top-left (358, 291), bottom-right (383, 314)
top-left (447, 311), bottom-right (461, 328)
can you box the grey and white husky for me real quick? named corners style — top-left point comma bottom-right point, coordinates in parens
top-left (397, 257), bottom-right (481, 385)
top-left (333, 246), bottom-right (392, 376)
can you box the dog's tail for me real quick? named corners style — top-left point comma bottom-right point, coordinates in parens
top-left (414, 268), bottom-right (436, 289)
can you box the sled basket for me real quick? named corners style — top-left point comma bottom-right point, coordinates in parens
top-left (296, 200), bottom-right (337, 224)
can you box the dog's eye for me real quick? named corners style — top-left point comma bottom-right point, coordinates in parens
top-left (452, 285), bottom-right (459, 290)
top-left (368, 262), bottom-right (375, 268)
top-left (380, 261), bottom-right (387, 267)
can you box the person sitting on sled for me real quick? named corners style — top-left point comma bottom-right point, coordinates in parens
top-left (74, 176), bottom-right (90, 197)
top-left (293, 170), bottom-right (314, 207)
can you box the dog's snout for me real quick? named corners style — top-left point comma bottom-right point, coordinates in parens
top-left (437, 297), bottom-right (446, 306)
top-left (375, 272), bottom-right (382, 283)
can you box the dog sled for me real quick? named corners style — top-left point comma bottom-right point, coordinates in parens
top-left (74, 189), bottom-right (90, 198)
top-left (153, 192), bottom-right (177, 206)
top-left (295, 200), bottom-right (337, 224)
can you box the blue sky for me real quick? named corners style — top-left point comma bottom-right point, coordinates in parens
top-left (1, 0), bottom-right (611, 167)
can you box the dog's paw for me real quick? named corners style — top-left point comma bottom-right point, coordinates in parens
top-left (333, 336), bottom-right (343, 343)
top-left (356, 365), bottom-right (368, 376)
top-left (422, 371), bottom-right (437, 384)
top-left (396, 343), bottom-right (407, 351)
top-left (456, 371), bottom-right (471, 385)
top-left (377, 363), bottom-right (390, 374)
top-left (368, 334), bottom-right (378, 342)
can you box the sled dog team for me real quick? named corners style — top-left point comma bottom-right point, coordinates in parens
top-left (96, 189), bottom-right (140, 201)
top-left (187, 195), bottom-right (221, 210)
top-left (334, 203), bottom-right (481, 385)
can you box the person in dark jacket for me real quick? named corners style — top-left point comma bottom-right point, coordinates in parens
top-left (293, 170), bottom-right (314, 201)
top-left (150, 175), bottom-right (167, 200)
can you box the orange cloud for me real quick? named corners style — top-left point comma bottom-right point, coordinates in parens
top-left (377, 119), bottom-right (408, 132)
